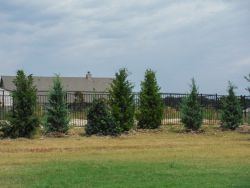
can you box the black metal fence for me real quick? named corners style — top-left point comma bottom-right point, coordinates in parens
top-left (1, 90), bottom-right (250, 126)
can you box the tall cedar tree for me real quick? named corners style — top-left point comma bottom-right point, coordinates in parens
top-left (221, 82), bottom-right (242, 130)
top-left (137, 69), bottom-right (164, 129)
top-left (44, 75), bottom-right (70, 133)
top-left (1, 70), bottom-right (39, 138)
top-left (109, 68), bottom-right (135, 132)
top-left (181, 79), bottom-right (203, 131)
top-left (85, 98), bottom-right (118, 136)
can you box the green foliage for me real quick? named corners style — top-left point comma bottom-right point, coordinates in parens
top-left (44, 75), bottom-right (70, 133)
top-left (85, 98), bottom-right (118, 136)
top-left (137, 69), bottom-right (163, 129)
top-left (180, 79), bottom-right (203, 131)
top-left (220, 82), bottom-right (242, 130)
top-left (109, 68), bottom-right (135, 133)
top-left (0, 70), bottom-right (39, 138)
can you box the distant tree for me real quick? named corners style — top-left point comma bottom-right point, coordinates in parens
top-left (109, 68), bottom-right (135, 133)
top-left (245, 73), bottom-right (250, 93)
top-left (221, 82), bottom-right (242, 130)
top-left (137, 69), bottom-right (164, 129)
top-left (44, 75), bottom-right (70, 134)
top-left (180, 79), bottom-right (203, 131)
top-left (0, 70), bottom-right (39, 138)
top-left (85, 98), bottom-right (118, 136)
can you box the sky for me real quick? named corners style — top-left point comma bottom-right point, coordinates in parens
top-left (0, 0), bottom-right (249, 94)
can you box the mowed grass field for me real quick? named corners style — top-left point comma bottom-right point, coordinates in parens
top-left (0, 125), bottom-right (250, 188)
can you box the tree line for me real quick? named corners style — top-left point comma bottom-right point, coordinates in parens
top-left (0, 70), bottom-right (249, 138)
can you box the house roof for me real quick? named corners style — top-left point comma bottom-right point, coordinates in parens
top-left (0, 74), bottom-right (113, 92)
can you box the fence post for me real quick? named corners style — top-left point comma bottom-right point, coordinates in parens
top-left (2, 90), bottom-right (4, 108)
top-left (12, 93), bottom-right (15, 114)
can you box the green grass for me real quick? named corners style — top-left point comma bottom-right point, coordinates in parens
top-left (1, 161), bottom-right (250, 188)
top-left (0, 125), bottom-right (250, 187)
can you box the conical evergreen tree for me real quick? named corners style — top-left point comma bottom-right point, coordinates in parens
top-left (44, 75), bottom-right (70, 133)
top-left (85, 98), bottom-right (118, 136)
top-left (109, 68), bottom-right (135, 132)
top-left (137, 69), bottom-right (163, 129)
top-left (180, 79), bottom-right (203, 131)
top-left (221, 82), bottom-right (242, 130)
top-left (1, 70), bottom-right (39, 138)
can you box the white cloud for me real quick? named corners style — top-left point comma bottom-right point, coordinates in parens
top-left (0, 0), bottom-right (249, 94)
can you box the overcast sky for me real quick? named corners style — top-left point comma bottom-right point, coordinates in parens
top-left (0, 0), bottom-right (249, 94)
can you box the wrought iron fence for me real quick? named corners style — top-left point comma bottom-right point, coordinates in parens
top-left (1, 90), bottom-right (250, 127)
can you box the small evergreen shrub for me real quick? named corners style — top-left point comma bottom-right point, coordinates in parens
top-left (85, 98), bottom-right (118, 136)
top-left (137, 69), bottom-right (164, 129)
top-left (0, 70), bottom-right (39, 138)
top-left (44, 75), bottom-right (70, 134)
top-left (180, 79), bottom-right (203, 131)
top-left (109, 68), bottom-right (135, 133)
top-left (221, 82), bottom-right (242, 130)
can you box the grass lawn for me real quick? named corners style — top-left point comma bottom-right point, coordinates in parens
top-left (0, 125), bottom-right (250, 188)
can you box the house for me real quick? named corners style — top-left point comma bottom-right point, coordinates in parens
top-left (0, 72), bottom-right (113, 106)
top-left (0, 72), bottom-right (113, 94)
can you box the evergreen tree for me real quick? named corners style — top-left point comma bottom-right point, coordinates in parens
top-left (85, 98), bottom-right (118, 136)
top-left (109, 68), bottom-right (135, 132)
top-left (221, 82), bottom-right (242, 130)
top-left (137, 69), bottom-right (164, 129)
top-left (44, 75), bottom-right (70, 133)
top-left (1, 70), bottom-right (39, 138)
top-left (180, 79), bottom-right (203, 131)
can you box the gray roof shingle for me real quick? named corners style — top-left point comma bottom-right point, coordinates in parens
top-left (0, 75), bottom-right (113, 92)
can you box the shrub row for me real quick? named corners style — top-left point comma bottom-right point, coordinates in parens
top-left (85, 70), bottom-right (245, 135)
top-left (85, 69), bottom-right (164, 136)
top-left (0, 70), bottom-right (248, 138)
top-left (0, 72), bottom-right (71, 138)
